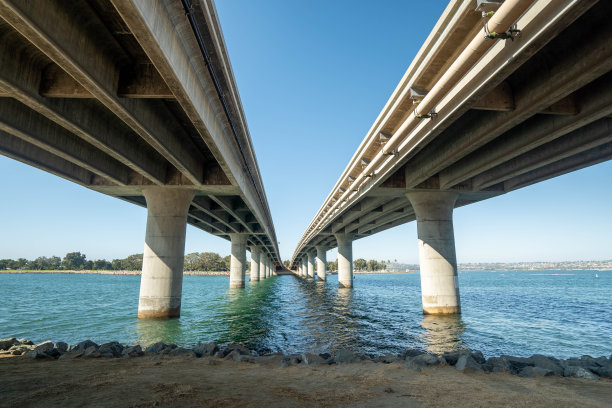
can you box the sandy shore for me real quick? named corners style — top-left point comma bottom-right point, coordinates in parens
top-left (1, 356), bottom-right (610, 408)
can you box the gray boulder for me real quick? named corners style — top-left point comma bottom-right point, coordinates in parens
top-left (193, 342), bottom-right (218, 357)
top-left (255, 353), bottom-right (289, 367)
top-left (0, 338), bottom-right (18, 351)
top-left (145, 342), bottom-right (175, 354)
top-left (58, 349), bottom-right (85, 360)
top-left (456, 354), bottom-right (484, 372)
top-left (82, 345), bottom-right (101, 358)
top-left (399, 349), bottom-right (424, 360)
top-left (122, 345), bottom-right (144, 357)
top-left (527, 355), bottom-right (563, 376)
top-left (334, 349), bottom-right (358, 364)
top-left (72, 340), bottom-right (98, 352)
top-left (443, 350), bottom-right (469, 366)
top-left (301, 352), bottom-right (328, 365)
top-left (98, 342), bottom-right (123, 358)
top-left (34, 340), bottom-right (54, 354)
top-left (564, 366), bottom-right (600, 380)
top-left (169, 347), bottom-right (196, 357)
top-left (405, 353), bottom-right (443, 370)
top-left (18, 338), bottom-right (33, 346)
top-left (485, 357), bottom-right (510, 373)
top-left (53, 342), bottom-right (68, 354)
top-left (519, 366), bottom-right (555, 377)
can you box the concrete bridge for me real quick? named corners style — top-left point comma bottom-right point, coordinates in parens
top-left (0, 0), bottom-right (280, 317)
top-left (291, 0), bottom-right (612, 314)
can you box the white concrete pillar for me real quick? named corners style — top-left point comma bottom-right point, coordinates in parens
top-left (302, 257), bottom-right (307, 278)
top-left (406, 191), bottom-right (461, 315)
top-left (138, 187), bottom-right (194, 318)
top-left (229, 233), bottom-right (248, 288)
top-left (316, 246), bottom-right (327, 281)
top-left (265, 259), bottom-right (270, 278)
top-left (259, 253), bottom-right (266, 280)
top-left (335, 233), bottom-right (353, 288)
top-left (307, 251), bottom-right (315, 279)
top-left (250, 247), bottom-right (260, 282)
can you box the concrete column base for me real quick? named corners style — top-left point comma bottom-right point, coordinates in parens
top-left (316, 246), bottom-right (327, 281)
top-left (407, 191), bottom-right (461, 315)
top-left (229, 233), bottom-right (248, 288)
top-left (259, 254), bottom-right (266, 280)
top-left (250, 247), bottom-right (260, 282)
top-left (307, 251), bottom-right (315, 279)
top-left (138, 187), bottom-right (194, 318)
top-left (335, 233), bottom-right (353, 288)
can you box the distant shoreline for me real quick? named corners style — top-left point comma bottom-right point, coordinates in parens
top-left (1, 267), bottom-right (609, 276)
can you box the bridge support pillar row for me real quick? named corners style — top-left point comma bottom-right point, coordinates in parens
top-left (138, 188), bottom-right (195, 318)
top-left (259, 254), bottom-right (266, 280)
top-left (307, 251), bottom-right (316, 279)
top-left (316, 246), bottom-right (327, 281)
top-left (406, 191), bottom-right (461, 315)
top-left (229, 233), bottom-right (248, 288)
top-left (250, 247), bottom-right (260, 282)
top-left (335, 233), bottom-right (354, 288)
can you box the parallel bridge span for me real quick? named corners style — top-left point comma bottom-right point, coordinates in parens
top-left (0, 0), bottom-right (280, 317)
top-left (291, 0), bottom-right (612, 314)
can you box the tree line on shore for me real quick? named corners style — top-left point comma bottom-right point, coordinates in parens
top-left (0, 252), bottom-right (239, 272)
top-left (2, 252), bottom-right (387, 272)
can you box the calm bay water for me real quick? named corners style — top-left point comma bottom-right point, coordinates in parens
top-left (1, 271), bottom-right (610, 358)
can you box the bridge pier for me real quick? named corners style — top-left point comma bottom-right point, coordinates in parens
top-left (300, 257), bottom-right (305, 278)
top-left (406, 191), bottom-right (461, 315)
top-left (266, 259), bottom-right (270, 278)
top-left (229, 233), bottom-right (248, 288)
top-left (307, 251), bottom-right (316, 279)
top-left (250, 246), bottom-right (260, 282)
top-left (335, 233), bottom-right (354, 288)
top-left (138, 188), bottom-right (194, 318)
top-left (259, 253), bottom-right (266, 280)
top-left (316, 246), bottom-right (327, 281)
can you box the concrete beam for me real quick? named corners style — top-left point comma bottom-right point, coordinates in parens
top-left (404, 2), bottom-right (612, 188)
top-left (473, 118), bottom-right (612, 190)
top-left (0, 98), bottom-right (130, 185)
top-left (504, 142), bottom-right (612, 192)
top-left (439, 74), bottom-right (612, 189)
top-left (0, 130), bottom-right (93, 185)
top-left (472, 81), bottom-right (514, 111)
top-left (0, 30), bottom-right (169, 185)
top-left (0, 0), bottom-right (205, 185)
top-left (39, 63), bottom-right (174, 99)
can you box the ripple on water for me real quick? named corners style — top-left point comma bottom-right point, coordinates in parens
top-left (0, 271), bottom-right (610, 357)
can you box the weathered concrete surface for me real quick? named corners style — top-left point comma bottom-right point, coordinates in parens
top-left (407, 191), bottom-right (460, 315)
top-left (138, 188), bottom-right (194, 318)
top-left (316, 246), bottom-right (327, 281)
top-left (307, 251), bottom-right (315, 280)
top-left (335, 233), bottom-right (353, 288)
top-left (229, 234), bottom-right (247, 288)
top-left (249, 246), bottom-right (260, 282)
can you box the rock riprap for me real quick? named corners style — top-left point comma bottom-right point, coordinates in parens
top-left (1, 337), bottom-right (610, 381)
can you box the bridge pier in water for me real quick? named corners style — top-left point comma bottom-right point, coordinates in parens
top-left (406, 191), bottom-right (461, 315)
top-left (229, 233), bottom-right (248, 288)
top-left (259, 253), bottom-right (266, 280)
top-left (316, 246), bottom-right (327, 281)
top-left (138, 188), bottom-right (195, 318)
top-left (250, 246), bottom-right (260, 282)
top-left (335, 233), bottom-right (353, 288)
top-left (307, 251), bottom-right (316, 279)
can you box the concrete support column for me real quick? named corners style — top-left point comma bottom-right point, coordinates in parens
top-left (138, 187), bottom-right (194, 318)
top-left (250, 247), bottom-right (260, 282)
top-left (316, 246), bottom-right (327, 281)
top-left (229, 233), bottom-right (248, 288)
top-left (265, 259), bottom-right (270, 278)
top-left (259, 254), bottom-right (266, 280)
top-left (335, 233), bottom-right (354, 288)
top-left (307, 251), bottom-right (316, 279)
top-left (406, 191), bottom-right (461, 315)
top-left (302, 257), bottom-right (307, 278)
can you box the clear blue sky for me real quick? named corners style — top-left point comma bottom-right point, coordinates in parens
top-left (1, 1), bottom-right (610, 263)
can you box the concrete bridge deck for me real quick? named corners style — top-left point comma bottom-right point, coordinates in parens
top-left (0, 0), bottom-right (280, 317)
top-left (291, 0), bottom-right (612, 313)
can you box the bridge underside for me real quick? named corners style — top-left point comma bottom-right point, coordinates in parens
top-left (295, 0), bottom-right (612, 258)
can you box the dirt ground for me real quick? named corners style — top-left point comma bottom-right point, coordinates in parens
top-left (1, 356), bottom-right (611, 407)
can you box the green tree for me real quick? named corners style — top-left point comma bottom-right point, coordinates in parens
top-left (184, 252), bottom-right (200, 271)
top-left (327, 260), bottom-right (338, 272)
top-left (61, 252), bottom-right (86, 270)
top-left (354, 258), bottom-right (367, 271)
top-left (121, 254), bottom-right (143, 270)
top-left (111, 259), bottom-right (122, 270)
top-left (92, 259), bottom-right (112, 270)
